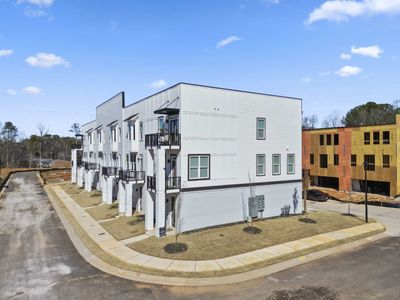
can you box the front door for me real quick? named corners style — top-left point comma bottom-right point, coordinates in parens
top-left (167, 155), bottom-right (177, 178)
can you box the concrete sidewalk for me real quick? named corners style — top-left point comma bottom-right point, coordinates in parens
top-left (47, 185), bottom-right (386, 286)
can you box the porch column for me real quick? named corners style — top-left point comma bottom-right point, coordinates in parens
top-left (125, 182), bottom-right (133, 217)
top-left (144, 190), bottom-right (154, 231)
top-left (118, 180), bottom-right (126, 215)
top-left (77, 167), bottom-right (84, 187)
top-left (106, 176), bottom-right (114, 204)
top-left (85, 170), bottom-right (94, 192)
top-left (155, 149), bottom-right (166, 237)
top-left (71, 150), bottom-right (77, 183)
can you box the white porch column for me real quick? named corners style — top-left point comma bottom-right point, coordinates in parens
top-left (125, 182), bottom-right (133, 217)
top-left (101, 176), bottom-right (108, 203)
top-left (85, 170), bottom-right (94, 192)
top-left (77, 167), bottom-right (84, 187)
top-left (71, 149), bottom-right (77, 183)
top-left (155, 149), bottom-right (166, 237)
top-left (106, 176), bottom-right (114, 204)
top-left (144, 190), bottom-right (154, 231)
top-left (118, 180), bottom-right (126, 215)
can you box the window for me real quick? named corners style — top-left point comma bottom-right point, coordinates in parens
top-left (373, 132), bottom-right (380, 144)
top-left (188, 154), bottom-right (210, 180)
top-left (351, 154), bottom-right (357, 166)
top-left (287, 154), bottom-right (295, 174)
top-left (97, 130), bottom-right (102, 143)
top-left (319, 154), bottom-right (328, 168)
top-left (118, 127), bottom-right (122, 142)
top-left (88, 132), bottom-right (92, 144)
top-left (128, 122), bottom-right (135, 141)
top-left (256, 118), bottom-right (266, 140)
top-left (383, 155), bottom-right (390, 168)
top-left (326, 134), bottom-right (332, 145)
top-left (256, 154), bottom-right (265, 176)
top-left (319, 135), bottom-right (324, 146)
top-left (383, 131), bottom-right (390, 144)
top-left (111, 127), bottom-right (117, 142)
top-left (364, 132), bottom-right (370, 145)
top-left (334, 134), bottom-right (339, 145)
top-left (139, 122), bottom-right (143, 140)
top-left (364, 155), bottom-right (375, 171)
top-left (310, 154), bottom-right (314, 165)
top-left (272, 154), bottom-right (281, 175)
top-left (158, 116), bottom-right (164, 132)
top-left (334, 154), bottom-right (339, 166)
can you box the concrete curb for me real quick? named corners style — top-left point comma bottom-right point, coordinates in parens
top-left (44, 182), bottom-right (387, 286)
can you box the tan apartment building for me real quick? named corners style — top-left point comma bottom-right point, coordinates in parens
top-left (302, 115), bottom-right (400, 197)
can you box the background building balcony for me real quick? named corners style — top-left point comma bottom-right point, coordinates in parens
top-left (145, 133), bottom-right (180, 149)
top-left (84, 162), bottom-right (98, 171)
top-left (119, 170), bottom-right (145, 182)
top-left (102, 166), bottom-right (120, 177)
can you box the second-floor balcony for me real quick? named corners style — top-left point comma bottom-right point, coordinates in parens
top-left (147, 175), bottom-right (156, 191)
top-left (84, 162), bottom-right (98, 171)
top-left (145, 133), bottom-right (181, 149)
top-left (102, 166), bottom-right (120, 177)
top-left (146, 175), bottom-right (181, 192)
top-left (119, 170), bottom-right (145, 182)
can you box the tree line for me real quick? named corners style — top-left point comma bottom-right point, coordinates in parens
top-left (0, 122), bottom-right (81, 169)
top-left (302, 101), bottom-right (400, 129)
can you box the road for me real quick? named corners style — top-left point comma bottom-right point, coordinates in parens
top-left (0, 172), bottom-right (399, 299)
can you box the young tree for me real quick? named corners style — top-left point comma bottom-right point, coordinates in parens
top-left (69, 123), bottom-right (81, 136)
top-left (37, 123), bottom-right (49, 168)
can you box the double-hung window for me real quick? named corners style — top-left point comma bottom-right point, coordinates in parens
top-left (256, 154), bottom-right (265, 176)
top-left (188, 155), bottom-right (210, 180)
top-left (272, 154), bottom-right (281, 175)
top-left (256, 118), bottom-right (266, 140)
top-left (287, 154), bottom-right (295, 174)
top-left (139, 122), bottom-right (143, 140)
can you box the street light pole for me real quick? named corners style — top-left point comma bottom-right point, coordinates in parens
top-left (363, 160), bottom-right (369, 223)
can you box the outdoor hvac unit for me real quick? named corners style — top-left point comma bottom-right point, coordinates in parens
top-left (248, 195), bottom-right (265, 218)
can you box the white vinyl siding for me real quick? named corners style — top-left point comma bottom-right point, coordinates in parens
top-left (287, 154), bottom-right (295, 174)
top-left (256, 117), bottom-right (266, 140)
top-left (272, 154), bottom-right (281, 175)
top-left (189, 155), bottom-right (210, 180)
top-left (256, 154), bottom-right (265, 176)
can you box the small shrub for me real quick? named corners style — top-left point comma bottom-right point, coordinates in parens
top-left (164, 242), bottom-right (188, 254)
top-left (298, 218), bottom-right (317, 224)
top-left (243, 226), bottom-right (262, 234)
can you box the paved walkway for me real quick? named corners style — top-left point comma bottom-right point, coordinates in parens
top-left (50, 185), bottom-right (384, 275)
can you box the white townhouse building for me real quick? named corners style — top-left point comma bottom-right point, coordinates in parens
top-left (71, 83), bottom-right (302, 237)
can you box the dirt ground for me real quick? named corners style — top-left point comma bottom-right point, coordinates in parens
top-left (100, 215), bottom-right (145, 240)
top-left (129, 211), bottom-right (366, 260)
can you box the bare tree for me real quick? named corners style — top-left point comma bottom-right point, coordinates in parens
top-left (37, 123), bottom-right (49, 168)
top-left (321, 111), bottom-right (343, 128)
top-left (302, 114), bottom-right (319, 129)
top-left (69, 123), bottom-right (81, 136)
top-left (174, 193), bottom-right (184, 243)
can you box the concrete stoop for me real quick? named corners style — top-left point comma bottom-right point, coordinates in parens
top-left (46, 184), bottom-right (386, 286)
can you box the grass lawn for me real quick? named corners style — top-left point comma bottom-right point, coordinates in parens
top-left (128, 211), bottom-right (367, 260)
top-left (60, 182), bottom-right (102, 207)
top-left (86, 203), bottom-right (119, 221)
top-left (100, 215), bottom-right (145, 240)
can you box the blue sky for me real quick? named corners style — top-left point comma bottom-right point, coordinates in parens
top-left (1, 0), bottom-right (400, 136)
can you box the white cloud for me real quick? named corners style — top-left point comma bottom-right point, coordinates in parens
top-left (340, 53), bottom-right (352, 60)
top-left (335, 65), bottom-right (363, 77)
top-left (318, 71), bottom-right (331, 76)
top-left (24, 8), bottom-right (48, 17)
top-left (17, 0), bottom-right (54, 7)
top-left (351, 45), bottom-right (383, 58)
top-left (148, 79), bottom-right (167, 89)
top-left (5, 89), bottom-right (17, 96)
top-left (301, 77), bottom-right (311, 83)
top-left (216, 36), bottom-right (241, 49)
top-left (25, 52), bottom-right (69, 68)
top-left (262, 0), bottom-right (280, 4)
top-left (307, 0), bottom-right (400, 24)
top-left (22, 86), bottom-right (43, 94)
top-left (0, 49), bottom-right (13, 57)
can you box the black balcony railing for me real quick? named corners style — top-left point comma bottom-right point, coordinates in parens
top-left (119, 170), bottom-right (145, 182)
top-left (102, 166), bottom-right (119, 177)
top-left (84, 162), bottom-right (98, 170)
top-left (166, 176), bottom-right (181, 190)
top-left (147, 176), bottom-right (156, 191)
top-left (145, 133), bottom-right (181, 149)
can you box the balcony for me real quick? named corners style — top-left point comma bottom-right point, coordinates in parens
top-left (119, 170), bottom-right (145, 183)
top-left (147, 175), bottom-right (156, 191)
top-left (84, 162), bottom-right (98, 171)
top-left (102, 166), bottom-right (120, 177)
top-left (145, 133), bottom-right (180, 149)
top-left (166, 176), bottom-right (181, 191)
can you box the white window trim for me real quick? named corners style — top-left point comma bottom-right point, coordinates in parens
top-left (287, 153), bottom-right (295, 174)
top-left (256, 117), bottom-right (266, 140)
top-left (188, 154), bottom-right (210, 180)
top-left (272, 154), bottom-right (281, 175)
top-left (256, 154), bottom-right (266, 176)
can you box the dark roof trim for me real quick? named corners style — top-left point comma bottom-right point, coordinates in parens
top-left (123, 113), bottom-right (139, 122)
top-left (125, 83), bottom-right (181, 109)
top-left (94, 125), bottom-right (103, 130)
top-left (85, 128), bottom-right (94, 133)
top-left (106, 120), bottom-right (118, 127)
top-left (154, 107), bottom-right (180, 115)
